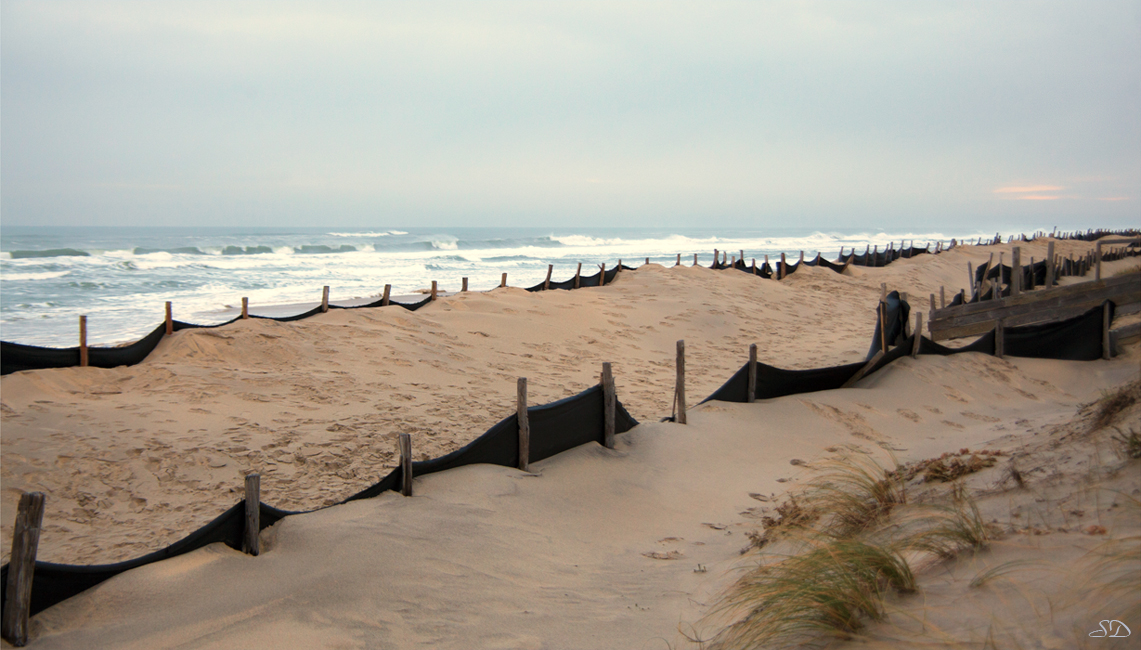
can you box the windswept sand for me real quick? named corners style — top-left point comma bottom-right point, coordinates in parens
top-left (2, 239), bottom-right (1139, 649)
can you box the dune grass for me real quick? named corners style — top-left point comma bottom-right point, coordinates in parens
top-left (713, 538), bottom-right (915, 649)
top-left (801, 452), bottom-right (907, 539)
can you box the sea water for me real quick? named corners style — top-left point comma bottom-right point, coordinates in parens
top-left (1, 225), bottom-right (992, 347)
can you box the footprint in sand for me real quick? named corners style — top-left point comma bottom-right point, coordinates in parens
top-left (896, 409), bottom-right (921, 423)
top-left (941, 420), bottom-right (965, 430)
top-left (961, 411), bottom-right (1001, 423)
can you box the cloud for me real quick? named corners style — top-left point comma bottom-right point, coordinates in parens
top-left (994, 185), bottom-right (1064, 193)
top-left (1096, 197), bottom-right (1131, 201)
top-left (1013, 195), bottom-right (1062, 200)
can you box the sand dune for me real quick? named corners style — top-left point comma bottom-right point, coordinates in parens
top-left (2, 240), bottom-right (1139, 649)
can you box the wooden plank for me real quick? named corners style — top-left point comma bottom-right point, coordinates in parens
top-left (930, 280), bottom-right (1140, 331)
top-left (399, 433), bottom-right (412, 497)
top-left (1111, 321), bottom-right (1141, 350)
top-left (2, 492), bottom-right (45, 648)
top-left (747, 343), bottom-right (757, 403)
top-left (841, 350), bottom-right (885, 388)
top-left (79, 315), bottom-right (88, 367)
top-left (931, 273), bottom-right (1140, 320)
top-left (602, 362), bottom-right (615, 448)
top-left (676, 340), bottom-right (686, 424)
top-left (517, 378), bottom-right (529, 472)
top-left (243, 474), bottom-right (260, 556)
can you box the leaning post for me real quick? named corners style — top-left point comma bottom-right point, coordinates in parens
top-left (2, 492), bottom-right (45, 648)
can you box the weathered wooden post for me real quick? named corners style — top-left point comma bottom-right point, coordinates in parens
top-left (431, 281), bottom-right (438, 300)
top-left (399, 433), bottom-right (412, 497)
top-left (165, 301), bottom-right (173, 336)
top-left (676, 340), bottom-right (687, 424)
top-left (779, 253), bottom-right (787, 280)
top-left (575, 263), bottom-right (582, 288)
top-left (994, 320), bottom-right (1005, 358)
top-left (752, 259), bottom-right (758, 275)
top-left (739, 249), bottom-right (745, 264)
top-left (799, 250), bottom-right (804, 264)
top-left (1028, 257), bottom-right (1035, 290)
top-left (500, 273), bottom-right (508, 288)
top-left (381, 285), bottom-right (391, 307)
top-left (544, 265), bottom-right (553, 290)
top-left (675, 253), bottom-right (681, 266)
top-left (645, 257), bottom-right (649, 266)
top-left (747, 343), bottom-right (757, 403)
top-left (617, 259), bottom-right (623, 272)
top-left (878, 301), bottom-right (887, 353)
top-left (693, 253), bottom-right (698, 266)
top-left (601, 362), bottom-right (616, 449)
top-left (599, 263), bottom-right (606, 287)
top-left (1011, 247), bottom-right (1021, 297)
top-left (517, 377), bottom-right (530, 471)
top-left (940, 286), bottom-right (946, 309)
top-left (1103, 302), bottom-right (1112, 360)
top-left (243, 474), bottom-right (260, 556)
top-left (911, 313), bottom-right (923, 358)
top-left (322, 286), bottom-right (330, 312)
top-left (929, 293), bottom-right (936, 315)
top-left (462, 277), bottom-right (469, 292)
top-left (1095, 241), bottom-right (1102, 281)
top-left (2, 492), bottom-right (45, 648)
top-left (79, 315), bottom-right (88, 367)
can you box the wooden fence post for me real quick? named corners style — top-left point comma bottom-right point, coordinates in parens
top-left (994, 319), bottom-right (1004, 358)
top-left (693, 253), bottom-right (698, 266)
top-left (242, 297), bottom-right (249, 319)
top-left (599, 263), bottom-right (606, 287)
top-left (1095, 241), bottom-right (1102, 281)
top-left (713, 249), bottom-right (719, 266)
top-left (940, 286), bottom-right (946, 309)
top-left (911, 313), bottom-right (923, 358)
top-left (544, 265), bottom-right (553, 290)
top-left (431, 281), bottom-right (438, 300)
top-left (799, 250), bottom-right (804, 264)
top-left (601, 362), bottom-right (616, 449)
top-left (779, 253), bottom-right (786, 280)
top-left (517, 378), bottom-right (530, 471)
top-left (462, 277), bottom-right (468, 292)
top-left (739, 249), bottom-right (745, 264)
top-left (747, 343), bottom-right (757, 403)
top-left (675, 253), bottom-right (681, 266)
top-left (575, 263), bottom-right (582, 289)
top-left (165, 302), bottom-right (173, 336)
top-left (2, 492), bottom-right (45, 648)
top-left (79, 315), bottom-right (88, 367)
top-left (243, 474), bottom-right (260, 556)
top-left (878, 302), bottom-right (887, 353)
top-left (645, 257), bottom-right (650, 266)
top-left (1103, 302), bottom-right (1112, 360)
top-left (1011, 247), bottom-right (1021, 297)
top-left (322, 286), bottom-right (330, 312)
top-left (500, 273), bottom-right (507, 288)
top-left (676, 340), bottom-right (686, 424)
top-left (399, 433), bottom-right (412, 497)
top-left (381, 285), bottom-right (391, 306)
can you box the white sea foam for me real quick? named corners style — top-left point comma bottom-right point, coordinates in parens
top-left (2, 271), bottom-right (70, 281)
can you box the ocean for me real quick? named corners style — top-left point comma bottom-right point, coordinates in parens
top-left (2, 225), bottom-right (992, 348)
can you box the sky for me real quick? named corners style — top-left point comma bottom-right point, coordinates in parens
top-left (2, 1), bottom-right (1139, 230)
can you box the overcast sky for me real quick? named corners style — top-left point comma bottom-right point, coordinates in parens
top-left (2, 1), bottom-right (1138, 230)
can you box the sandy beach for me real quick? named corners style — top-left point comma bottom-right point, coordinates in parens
top-left (2, 239), bottom-right (1139, 649)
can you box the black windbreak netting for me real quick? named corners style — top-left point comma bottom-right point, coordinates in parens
top-left (867, 291), bottom-right (911, 358)
top-left (1, 289), bottom-right (431, 376)
top-left (0, 383), bottom-right (638, 616)
top-left (525, 264), bottom-right (636, 292)
top-left (702, 297), bottom-right (1111, 406)
top-left (975, 261), bottom-right (1050, 287)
